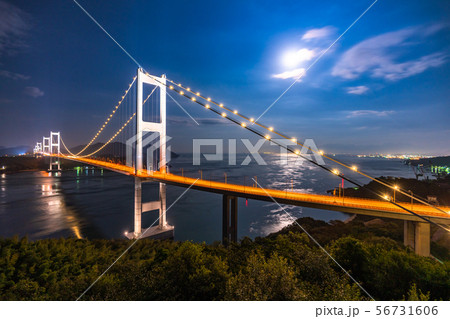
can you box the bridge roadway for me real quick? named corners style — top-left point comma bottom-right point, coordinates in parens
top-left (59, 155), bottom-right (450, 225)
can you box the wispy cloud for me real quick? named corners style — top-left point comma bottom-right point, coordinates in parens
top-left (24, 86), bottom-right (44, 98)
top-left (346, 110), bottom-right (394, 118)
top-left (273, 68), bottom-right (305, 80)
top-left (281, 48), bottom-right (316, 68)
top-left (346, 85), bottom-right (369, 95)
top-left (332, 25), bottom-right (447, 81)
top-left (0, 69), bottom-right (30, 80)
top-left (0, 1), bottom-right (30, 56)
top-left (302, 26), bottom-right (336, 41)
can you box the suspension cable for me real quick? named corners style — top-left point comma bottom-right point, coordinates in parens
top-left (144, 74), bottom-right (447, 216)
top-left (62, 85), bottom-right (158, 159)
top-left (163, 90), bottom-right (450, 231)
top-left (139, 73), bottom-right (448, 223)
top-left (74, 76), bottom-right (136, 156)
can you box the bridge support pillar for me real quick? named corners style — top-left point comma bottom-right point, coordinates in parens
top-left (133, 177), bottom-right (142, 235)
top-left (126, 68), bottom-right (174, 241)
top-left (127, 178), bottom-right (174, 240)
top-left (222, 195), bottom-right (238, 244)
top-left (159, 182), bottom-right (167, 229)
top-left (404, 221), bottom-right (430, 257)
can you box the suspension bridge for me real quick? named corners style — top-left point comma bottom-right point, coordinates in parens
top-left (34, 68), bottom-right (450, 256)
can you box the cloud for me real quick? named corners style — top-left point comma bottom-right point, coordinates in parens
top-left (302, 26), bottom-right (336, 41)
top-left (346, 110), bottom-right (394, 118)
top-left (282, 48), bottom-right (316, 68)
top-left (0, 1), bottom-right (29, 56)
top-left (0, 69), bottom-right (30, 80)
top-left (24, 86), bottom-right (44, 98)
top-left (273, 68), bottom-right (306, 80)
top-left (332, 25), bottom-right (447, 81)
top-left (346, 85), bottom-right (369, 95)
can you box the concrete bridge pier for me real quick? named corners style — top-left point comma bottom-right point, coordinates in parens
top-left (127, 177), bottom-right (174, 240)
top-left (404, 221), bottom-right (430, 256)
top-left (222, 195), bottom-right (238, 244)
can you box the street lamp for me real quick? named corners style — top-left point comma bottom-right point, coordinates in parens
top-left (393, 185), bottom-right (398, 202)
top-left (408, 190), bottom-right (413, 209)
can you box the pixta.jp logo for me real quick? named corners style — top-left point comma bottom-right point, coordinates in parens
top-left (193, 138), bottom-right (325, 165)
top-left (126, 132), bottom-right (172, 173)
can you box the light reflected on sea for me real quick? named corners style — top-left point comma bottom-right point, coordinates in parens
top-left (0, 171), bottom-right (84, 239)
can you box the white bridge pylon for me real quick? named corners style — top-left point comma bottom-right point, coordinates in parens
top-left (49, 131), bottom-right (61, 171)
top-left (127, 68), bottom-right (174, 240)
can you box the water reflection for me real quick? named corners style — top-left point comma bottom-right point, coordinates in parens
top-left (38, 173), bottom-right (83, 239)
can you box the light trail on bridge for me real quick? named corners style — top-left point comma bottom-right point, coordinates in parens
top-left (56, 155), bottom-right (450, 226)
top-left (135, 74), bottom-right (450, 220)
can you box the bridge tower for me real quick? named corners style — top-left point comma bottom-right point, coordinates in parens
top-left (49, 132), bottom-right (61, 172)
top-left (126, 68), bottom-right (174, 240)
top-left (42, 137), bottom-right (50, 154)
top-left (34, 142), bottom-right (42, 156)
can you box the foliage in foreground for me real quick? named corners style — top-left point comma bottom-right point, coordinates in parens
top-left (0, 218), bottom-right (449, 301)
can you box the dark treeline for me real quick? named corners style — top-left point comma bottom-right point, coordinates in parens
top-left (342, 176), bottom-right (450, 206)
top-left (0, 217), bottom-right (449, 301)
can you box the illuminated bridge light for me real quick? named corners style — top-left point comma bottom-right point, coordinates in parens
top-left (219, 103), bottom-right (224, 108)
top-left (191, 97), bottom-right (196, 101)
top-left (319, 150), bottom-right (324, 155)
top-left (205, 104), bottom-right (210, 109)
top-left (265, 134), bottom-right (271, 140)
top-left (221, 112), bottom-right (227, 117)
top-left (169, 85), bottom-right (174, 89)
top-left (383, 194), bottom-right (390, 200)
top-left (351, 165), bottom-right (358, 171)
top-left (291, 138), bottom-right (297, 143)
top-left (332, 169), bottom-right (339, 175)
top-left (233, 110), bottom-right (238, 114)
top-left (295, 150), bottom-right (300, 154)
top-left (250, 118), bottom-right (255, 123)
top-left (207, 97), bottom-right (211, 101)
top-left (187, 87), bottom-right (191, 91)
top-left (196, 92), bottom-right (200, 96)
top-left (268, 127), bottom-right (274, 132)
top-left (179, 91), bottom-right (184, 95)
top-left (241, 122), bottom-right (246, 127)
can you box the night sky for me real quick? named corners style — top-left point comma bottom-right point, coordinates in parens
top-left (0, 0), bottom-right (449, 154)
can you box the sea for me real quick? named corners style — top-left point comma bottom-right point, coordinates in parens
top-left (0, 154), bottom-right (417, 243)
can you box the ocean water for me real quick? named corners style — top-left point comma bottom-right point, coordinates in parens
top-left (0, 154), bottom-right (416, 243)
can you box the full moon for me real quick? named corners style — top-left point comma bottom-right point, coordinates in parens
top-left (282, 50), bottom-right (300, 68)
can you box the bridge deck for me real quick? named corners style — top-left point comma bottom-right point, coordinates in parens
top-left (59, 156), bottom-right (450, 224)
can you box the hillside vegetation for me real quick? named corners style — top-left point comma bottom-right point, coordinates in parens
top-left (1, 217), bottom-right (449, 301)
